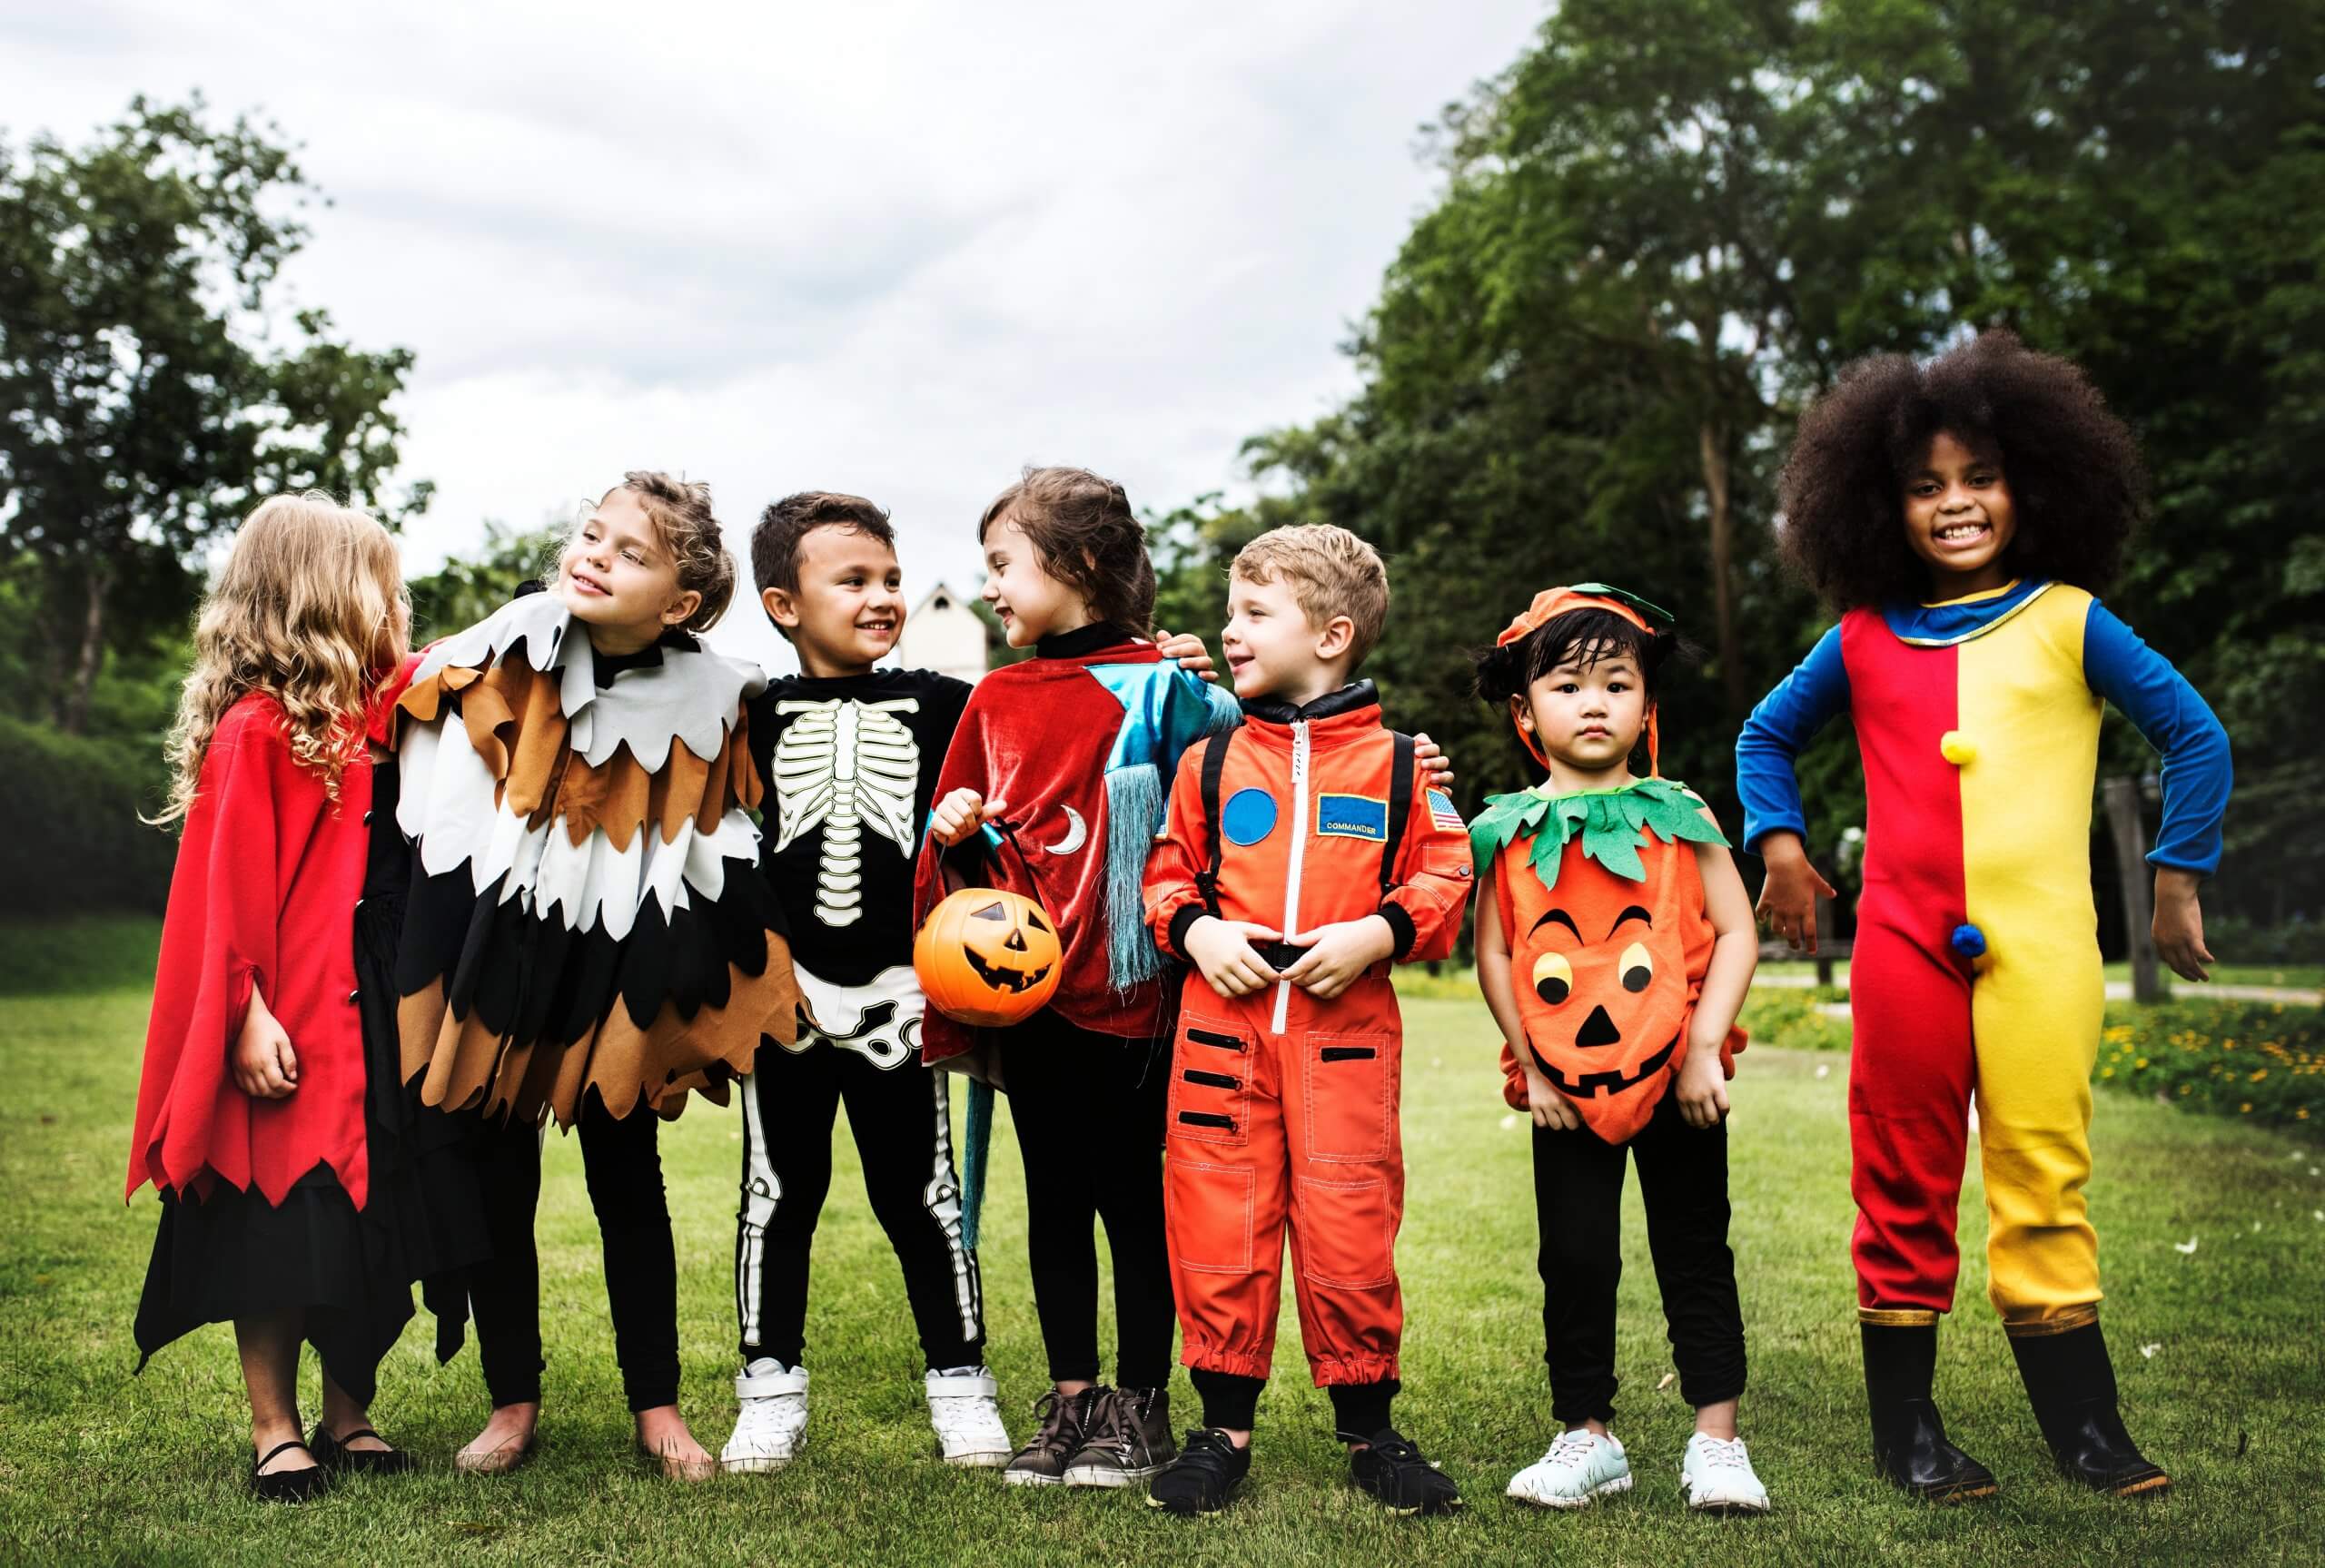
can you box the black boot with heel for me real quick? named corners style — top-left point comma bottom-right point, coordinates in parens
top-left (1862, 1321), bottom-right (2000, 1503)
top-left (2008, 1320), bottom-right (2170, 1497)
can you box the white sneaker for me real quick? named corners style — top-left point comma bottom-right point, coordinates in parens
top-left (1679, 1431), bottom-right (1770, 1513)
top-left (1506, 1428), bottom-right (1632, 1509)
top-left (721, 1358), bottom-right (809, 1473)
top-left (925, 1366), bottom-right (1013, 1467)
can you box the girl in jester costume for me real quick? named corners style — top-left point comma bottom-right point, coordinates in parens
top-left (1737, 331), bottom-right (2231, 1501)
top-left (1470, 585), bottom-right (1766, 1514)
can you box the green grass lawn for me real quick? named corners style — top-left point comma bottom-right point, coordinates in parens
top-left (5, 937), bottom-right (2324, 1564)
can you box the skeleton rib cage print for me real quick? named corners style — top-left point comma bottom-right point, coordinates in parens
top-left (769, 697), bottom-right (921, 928)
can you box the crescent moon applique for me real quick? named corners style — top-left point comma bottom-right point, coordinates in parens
top-left (1045, 804), bottom-right (1089, 855)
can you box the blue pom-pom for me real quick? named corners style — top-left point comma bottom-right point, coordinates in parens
top-left (1950, 922), bottom-right (1987, 960)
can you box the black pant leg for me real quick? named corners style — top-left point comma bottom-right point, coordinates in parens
top-left (736, 1042), bottom-right (843, 1366)
top-left (466, 1116), bottom-right (547, 1409)
top-left (839, 1053), bottom-right (985, 1371)
top-left (578, 1094), bottom-right (681, 1414)
top-left (1631, 1090), bottom-right (1747, 1410)
top-left (1533, 1119), bottom-right (1628, 1425)
top-left (999, 1014), bottom-right (1105, 1386)
top-left (1089, 1035), bottom-right (1173, 1392)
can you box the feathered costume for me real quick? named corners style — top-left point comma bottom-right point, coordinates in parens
top-left (391, 591), bottom-right (801, 1128)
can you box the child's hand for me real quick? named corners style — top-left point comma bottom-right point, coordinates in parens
top-left (2152, 867), bottom-right (2215, 982)
top-left (1754, 833), bottom-right (1836, 952)
top-left (1281, 916), bottom-right (1398, 1000)
top-left (1410, 732), bottom-right (1455, 789)
top-left (1519, 1059), bottom-right (1583, 1130)
top-left (232, 990), bottom-right (300, 1100)
top-left (930, 788), bottom-right (1001, 846)
top-left (1184, 916), bottom-right (1284, 998)
top-left (1153, 628), bottom-right (1218, 682)
top-left (1674, 1042), bottom-right (1731, 1129)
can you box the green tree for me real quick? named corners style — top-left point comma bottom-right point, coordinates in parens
top-left (1205, 0), bottom-right (2325, 929)
top-left (404, 519), bottom-right (562, 642)
top-left (0, 95), bottom-right (428, 731)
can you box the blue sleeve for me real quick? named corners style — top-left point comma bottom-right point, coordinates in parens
top-left (1735, 625), bottom-right (1851, 854)
top-left (2083, 600), bottom-right (2231, 875)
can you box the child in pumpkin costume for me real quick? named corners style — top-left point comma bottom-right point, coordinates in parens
top-left (1737, 333), bottom-right (2230, 1501)
top-left (1470, 586), bottom-right (1766, 1514)
top-left (1142, 525), bottom-right (1475, 1517)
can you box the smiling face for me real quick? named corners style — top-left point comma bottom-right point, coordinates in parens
top-left (980, 514), bottom-right (1092, 647)
top-left (1904, 429), bottom-right (2019, 599)
top-left (1221, 567), bottom-right (1353, 706)
top-left (558, 486), bottom-right (700, 653)
top-left (1516, 642), bottom-right (1649, 783)
top-left (764, 523), bottom-right (905, 678)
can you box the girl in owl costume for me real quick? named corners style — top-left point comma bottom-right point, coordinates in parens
top-left (394, 475), bottom-right (802, 1476)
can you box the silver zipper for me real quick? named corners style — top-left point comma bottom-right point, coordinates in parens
top-left (1275, 720), bottom-right (1310, 1036)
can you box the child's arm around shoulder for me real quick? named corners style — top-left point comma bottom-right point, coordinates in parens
top-left (2081, 598), bottom-right (2231, 981)
top-left (1676, 800), bottom-right (1757, 1129)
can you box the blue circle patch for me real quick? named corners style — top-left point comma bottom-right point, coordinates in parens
top-left (1222, 787), bottom-right (1280, 846)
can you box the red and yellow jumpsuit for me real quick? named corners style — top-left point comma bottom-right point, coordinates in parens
top-left (1144, 684), bottom-right (1471, 1421)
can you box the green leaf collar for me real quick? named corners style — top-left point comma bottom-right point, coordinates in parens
top-left (1469, 776), bottom-right (1727, 891)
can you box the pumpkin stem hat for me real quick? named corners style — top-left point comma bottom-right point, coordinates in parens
top-left (1494, 582), bottom-right (1675, 775)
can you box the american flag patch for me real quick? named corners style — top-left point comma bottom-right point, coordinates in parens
top-left (1427, 788), bottom-right (1464, 831)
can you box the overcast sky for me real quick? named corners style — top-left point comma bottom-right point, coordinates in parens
top-left (5, 0), bottom-right (1543, 671)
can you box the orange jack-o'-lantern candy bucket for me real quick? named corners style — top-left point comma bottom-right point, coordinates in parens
top-left (914, 887), bottom-right (1064, 1027)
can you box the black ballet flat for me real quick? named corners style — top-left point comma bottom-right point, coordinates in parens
top-left (309, 1424), bottom-right (418, 1476)
top-left (250, 1439), bottom-right (331, 1504)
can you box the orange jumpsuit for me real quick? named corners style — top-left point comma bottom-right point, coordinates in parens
top-left (1144, 685), bottom-right (1472, 1388)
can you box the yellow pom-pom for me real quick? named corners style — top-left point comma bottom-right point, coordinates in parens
top-left (1939, 730), bottom-right (1976, 765)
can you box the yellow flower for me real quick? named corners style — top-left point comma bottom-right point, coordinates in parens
top-left (2241, 1102), bottom-right (2253, 1113)
top-left (2135, 1058), bottom-right (2149, 1070)
top-left (2101, 1068), bottom-right (2115, 1080)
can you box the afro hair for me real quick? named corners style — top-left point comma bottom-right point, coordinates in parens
top-left (1776, 330), bottom-right (2146, 610)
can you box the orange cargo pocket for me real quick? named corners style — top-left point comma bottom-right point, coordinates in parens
top-left (1169, 1012), bottom-right (1252, 1148)
top-left (1167, 1156), bottom-right (1256, 1274)
top-left (1295, 1173), bottom-right (1395, 1290)
top-left (1303, 1031), bottom-right (1394, 1163)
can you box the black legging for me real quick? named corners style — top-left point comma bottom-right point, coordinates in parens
top-left (997, 1011), bottom-right (1174, 1391)
top-left (736, 1040), bottom-right (984, 1372)
top-left (1532, 1087), bottom-right (1747, 1425)
top-left (465, 1092), bottom-right (680, 1413)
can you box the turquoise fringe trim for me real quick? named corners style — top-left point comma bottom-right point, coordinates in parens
top-left (960, 1076), bottom-right (994, 1253)
top-left (1104, 762), bottom-right (1168, 990)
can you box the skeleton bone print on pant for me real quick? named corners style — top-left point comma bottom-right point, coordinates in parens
top-left (771, 697), bottom-right (921, 928)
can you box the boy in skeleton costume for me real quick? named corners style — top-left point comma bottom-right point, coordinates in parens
top-left (718, 494), bottom-right (1001, 1471)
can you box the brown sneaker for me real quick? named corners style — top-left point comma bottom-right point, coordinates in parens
top-left (1064, 1386), bottom-right (1175, 1486)
top-left (1003, 1388), bottom-right (1095, 1487)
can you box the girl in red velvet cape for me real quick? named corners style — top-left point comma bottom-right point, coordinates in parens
top-left (126, 494), bottom-right (480, 1502)
top-left (913, 467), bottom-right (1242, 1485)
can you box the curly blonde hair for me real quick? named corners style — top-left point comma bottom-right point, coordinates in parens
top-left (154, 493), bottom-right (407, 826)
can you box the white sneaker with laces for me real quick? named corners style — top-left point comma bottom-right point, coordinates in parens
top-left (925, 1366), bottom-right (1013, 1466)
top-left (1506, 1428), bottom-right (1632, 1509)
top-left (1679, 1431), bottom-right (1770, 1513)
top-left (721, 1358), bottom-right (809, 1473)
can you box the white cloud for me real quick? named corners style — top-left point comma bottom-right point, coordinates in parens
top-left (3, 0), bottom-right (1545, 672)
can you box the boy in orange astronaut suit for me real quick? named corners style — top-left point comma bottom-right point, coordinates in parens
top-left (1142, 525), bottom-right (1474, 1516)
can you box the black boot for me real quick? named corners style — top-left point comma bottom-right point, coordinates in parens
top-left (1861, 1322), bottom-right (1999, 1503)
top-left (2009, 1322), bottom-right (2171, 1497)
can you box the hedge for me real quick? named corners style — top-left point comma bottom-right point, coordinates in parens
top-left (0, 713), bottom-right (175, 914)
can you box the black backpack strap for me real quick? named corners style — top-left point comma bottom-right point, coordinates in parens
top-left (1380, 731), bottom-right (1416, 898)
top-left (1192, 726), bottom-right (1235, 918)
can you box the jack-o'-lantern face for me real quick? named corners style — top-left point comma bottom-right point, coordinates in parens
top-left (915, 887), bottom-right (1064, 1028)
top-left (1507, 850), bottom-right (1696, 1142)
